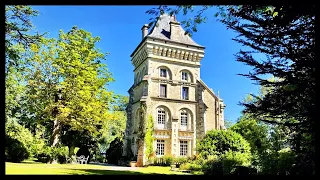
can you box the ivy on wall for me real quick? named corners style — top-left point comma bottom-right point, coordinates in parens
top-left (145, 115), bottom-right (155, 161)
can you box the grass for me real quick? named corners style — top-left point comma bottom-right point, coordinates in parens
top-left (5, 160), bottom-right (193, 175)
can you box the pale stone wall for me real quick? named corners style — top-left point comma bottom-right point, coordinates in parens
top-left (124, 22), bottom-right (226, 165)
top-left (148, 58), bottom-right (200, 82)
top-left (203, 89), bottom-right (218, 132)
top-left (132, 82), bottom-right (145, 102)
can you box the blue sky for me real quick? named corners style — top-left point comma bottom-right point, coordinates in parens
top-left (30, 5), bottom-right (260, 123)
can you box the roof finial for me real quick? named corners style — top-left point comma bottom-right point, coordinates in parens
top-left (173, 15), bottom-right (176, 21)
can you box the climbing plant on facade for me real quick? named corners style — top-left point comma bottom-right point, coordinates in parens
top-left (145, 115), bottom-right (155, 161)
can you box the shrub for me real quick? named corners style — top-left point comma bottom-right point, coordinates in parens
top-left (180, 162), bottom-right (202, 171)
top-left (201, 152), bottom-right (253, 175)
top-left (35, 146), bottom-right (53, 163)
top-left (30, 125), bottom-right (47, 157)
top-left (5, 135), bottom-right (30, 163)
top-left (174, 157), bottom-right (188, 165)
top-left (153, 157), bottom-right (165, 166)
top-left (5, 118), bottom-right (34, 157)
top-left (197, 130), bottom-right (251, 159)
top-left (163, 155), bottom-right (173, 165)
top-left (53, 146), bottom-right (69, 164)
top-left (202, 158), bottom-right (224, 175)
top-left (232, 166), bottom-right (258, 175)
top-left (106, 137), bottom-right (123, 164)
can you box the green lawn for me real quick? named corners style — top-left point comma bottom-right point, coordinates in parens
top-left (5, 161), bottom-right (193, 175)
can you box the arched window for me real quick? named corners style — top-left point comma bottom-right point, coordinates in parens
top-left (180, 70), bottom-right (193, 83)
top-left (156, 106), bottom-right (171, 129)
top-left (158, 66), bottom-right (172, 80)
top-left (179, 108), bottom-right (192, 131)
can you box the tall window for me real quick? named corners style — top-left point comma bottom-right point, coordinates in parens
top-left (180, 141), bottom-right (188, 156)
top-left (181, 112), bottom-right (188, 130)
top-left (160, 68), bottom-right (167, 78)
top-left (157, 110), bottom-right (165, 125)
top-left (182, 87), bottom-right (189, 100)
top-left (160, 84), bottom-right (167, 97)
top-left (182, 71), bottom-right (188, 81)
top-left (156, 140), bottom-right (165, 156)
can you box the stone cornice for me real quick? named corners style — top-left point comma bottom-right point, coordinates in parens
top-left (150, 55), bottom-right (201, 67)
top-left (131, 38), bottom-right (205, 69)
top-left (151, 77), bottom-right (197, 87)
top-left (130, 37), bottom-right (205, 58)
top-left (151, 96), bottom-right (197, 104)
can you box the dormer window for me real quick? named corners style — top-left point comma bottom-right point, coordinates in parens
top-left (182, 71), bottom-right (188, 81)
top-left (160, 68), bottom-right (167, 78)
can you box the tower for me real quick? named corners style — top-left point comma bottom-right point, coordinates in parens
top-left (123, 14), bottom-right (226, 166)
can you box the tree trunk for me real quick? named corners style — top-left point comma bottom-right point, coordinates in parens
top-left (51, 119), bottom-right (61, 147)
top-left (69, 145), bottom-right (76, 157)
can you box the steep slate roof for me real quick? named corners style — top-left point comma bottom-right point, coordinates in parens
top-left (147, 14), bottom-right (203, 47)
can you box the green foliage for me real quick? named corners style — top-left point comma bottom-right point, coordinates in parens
top-left (195, 130), bottom-right (252, 175)
top-left (5, 5), bottom-right (44, 72)
top-left (230, 113), bottom-right (270, 170)
top-left (105, 137), bottom-right (123, 164)
top-left (26, 26), bottom-right (116, 147)
top-left (163, 155), bottom-right (173, 165)
top-left (179, 162), bottom-right (202, 171)
top-left (52, 146), bottom-right (69, 164)
top-left (174, 157), bottom-right (188, 165)
top-left (231, 114), bottom-right (269, 154)
top-left (111, 95), bottom-right (129, 111)
top-left (221, 5), bottom-right (315, 174)
top-left (200, 152), bottom-right (254, 175)
top-left (145, 115), bottom-right (154, 160)
top-left (35, 146), bottom-right (53, 163)
top-left (98, 110), bottom-right (127, 154)
top-left (197, 130), bottom-right (251, 160)
top-left (5, 118), bottom-right (35, 157)
top-left (92, 153), bottom-right (106, 163)
top-left (5, 135), bottom-right (30, 163)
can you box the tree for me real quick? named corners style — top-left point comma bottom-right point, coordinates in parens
top-left (98, 110), bottom-right (127, 155)
top-left (147, 5), bottom-right (315, 174)
top-left (111, 95), bottom-right (129, 111)
top-left (230, 114), bottom-right (270, 171)
top-left (5, 5), bottom-right (45, 124)
top-left (220, 6), bottom-right (315, 174)
top-left (27, 26), bottom-right (115, 148)
top-left (5, 5), bottom-right (44, 72)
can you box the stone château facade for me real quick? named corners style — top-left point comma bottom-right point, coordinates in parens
top-left (122, 14), bottom-right (226, 166)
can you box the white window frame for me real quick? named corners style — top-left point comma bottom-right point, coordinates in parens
top-left (160, 84), bottom-right (167, 98)
top-left (180, 112), bottom-right (188, 130)
top-left (180, 140), bottom-right (188, 156)
top-left (157, 109), bottom-right (165, 129)
top-left (182, 87), bottom-right (189, 100)
top-left (156, 139), bottom-right (165, 156)
top-left (181, 71), bottom-right (188, 81)
top-left (160, 68), bottom-right (167, 78)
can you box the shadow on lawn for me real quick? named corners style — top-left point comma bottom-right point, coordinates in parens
top-left (71, 169), bottom-right (165, 175)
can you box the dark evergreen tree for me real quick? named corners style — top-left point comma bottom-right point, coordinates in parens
top-left (220, 5), bottom-right (315, 175)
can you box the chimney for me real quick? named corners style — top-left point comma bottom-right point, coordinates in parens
top-left (169, 16), bottom-right (181, 42)
top-left (141, 24), bottom-right (149, 39)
